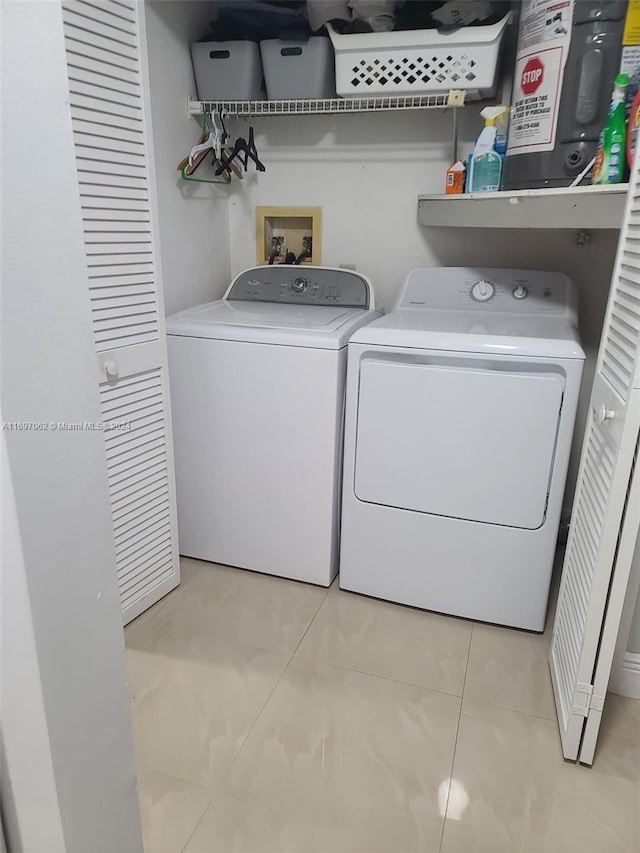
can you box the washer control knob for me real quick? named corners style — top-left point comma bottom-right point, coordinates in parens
top-left (291, 277), bottom-right (308, 293)
top-left (470, 280), bottom-right (495, 302)
top-left (513, 285), bottom-right (528, 300)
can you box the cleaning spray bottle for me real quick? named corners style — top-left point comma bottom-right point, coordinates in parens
top-left (593, 73), bottom-right (629, 185)
top-left (468, 107), bottom-right (505, 193)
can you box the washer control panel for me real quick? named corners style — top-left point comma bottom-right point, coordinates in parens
top-left (226, 266), bottom-right (371, 308)
top-left (398, 268), bottom-right (573, 316)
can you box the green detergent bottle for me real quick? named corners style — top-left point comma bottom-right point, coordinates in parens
top-left (593, 73), bottom-right (629, 185)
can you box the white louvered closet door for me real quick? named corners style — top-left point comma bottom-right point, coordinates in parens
top-left (550, 153), bottom-right (640, 763)
top-left (62, 0), bottom-right (180, 623)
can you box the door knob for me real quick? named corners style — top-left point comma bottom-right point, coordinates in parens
top-left (597, 404), bottom-right (615, 425)
top-left (104, 359), bottom-right (119, 378)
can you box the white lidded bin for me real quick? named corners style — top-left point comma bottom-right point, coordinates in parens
top-left (260, 37), bottom-right (335, 99)
top-left (327, 15), bottom-right (509, 99)
top-left (191, 41), bottom-right (264, 100)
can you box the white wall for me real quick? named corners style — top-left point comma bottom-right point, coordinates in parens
top-left (1, 3), bottom-right (142, 850)
top-left (145, 0), bottom-right (231, 316)
top-left (1, 435), bottom-right (66, 853)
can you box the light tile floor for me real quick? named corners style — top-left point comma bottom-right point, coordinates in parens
top-left (125, 557), bottom-right (640, 853)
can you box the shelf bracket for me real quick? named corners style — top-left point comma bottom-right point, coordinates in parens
top-left (447, 90), bottom-right (466, 107)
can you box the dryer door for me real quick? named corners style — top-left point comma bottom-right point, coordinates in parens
top-left (354, 356), bottom-right (565, 529)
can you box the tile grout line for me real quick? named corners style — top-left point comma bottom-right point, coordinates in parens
top-left (293, 652), bottom-right (468, 700)
top-left (290, 581), bottom-right (333, 655)
top-left (437, 622), bottom-right (474, 853)
top-left (179, 653), bottom-right (296, 852)
top-left (293, 583), bottom-right (473, 698)
top-left (179, 584), bottom-right (331, 852)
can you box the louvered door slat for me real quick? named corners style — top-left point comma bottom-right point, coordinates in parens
top-left (74, 120), bottom-right (144, 144)
top-left (63, 8), bottom-right (138, 46)
top-left (88, 256), bottom-right (153, 271)
top-left (119, 550), bottom-right (173, 589)
top-left (67, 55), bottom-right (139, 88)
top-left (105, 419), bottom-right (164, 456)
top-left (82, 206), bottom-right (149, 221)
top-left (64, 0), bottom-right (179, 623)
top-left (116, 524), bottom-right (172, 569)
top-left (72, 89), bottom-right (142, 117)
top-left (93, 297), bottom-right (155, 316)
top-left (74, 132), bottom-right (145, 156)
top-left (120, 559), bottom-right (173, 605)
top-left (111, 443), bottom-right (164, 485)
top-left (64, 37), bottom-right (138, 73)
top-left (89, 252), bottom-right (153, 268)
top-left (77, 158), bottom-right (145, 181)
top-left (117, 519), bottom-right (171, 559)
top-left (91, 284), bottom-right (155, 301)
top-left (95, 327), bottom-right (157, 348)
top-left (80, 185), bottom-right (148, 203)
top-left (69, 80), bottom-right (142, 111)
top-left (80, 0), bottom-right (136, 22)
top-left (64, 20), bottom-right (139, 61)
top-left (108, 0), bottom-right (136, 14)
top-left (78, 174), bottom-right (147, 194)
top-left (71, 106), bottom-right (142, 134)
top-left (68, 68), bottom-right (140, 100)
top-left (110, 458), bottom-right (168, 496)
top-left (91, 271), bottom-right (155, 288)
top-left (64, 0), bottom-right (137, 33)
top-left (550, 151), bottom-right (640, 762)
top-left (114, 499), bottom-right (170, 540)
top-left (111, 485), bottom-right (169, 526)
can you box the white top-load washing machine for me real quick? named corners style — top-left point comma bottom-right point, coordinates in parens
top-left (166, 265), bottom-right (380, 586)
top-left (340, 267), bottom-right (585, 630)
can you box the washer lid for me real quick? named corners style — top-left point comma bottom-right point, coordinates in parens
top-left (349, 309), bottom-right (585, 359)
top-left (166, 300), bottom-right (379, 349)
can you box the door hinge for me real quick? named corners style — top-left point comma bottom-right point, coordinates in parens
top-left (572, 683), bottom-right (605, 717)
top-left (572, 683), bottom-right (593, 717)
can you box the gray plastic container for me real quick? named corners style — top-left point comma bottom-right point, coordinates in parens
top-left (260, 37), bottom-right (335, 99)
top-left (191, 41), bottom-right (264, 100)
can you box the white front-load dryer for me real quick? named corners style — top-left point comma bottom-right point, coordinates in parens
top-left (166, 266), bottom-right (380, 586)
top-left (340, 268), bottom-right (585, 630)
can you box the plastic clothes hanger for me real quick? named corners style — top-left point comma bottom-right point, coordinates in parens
top-left (188, 111), bottom-right (227, 166)
top-left (178, 160), bottom-right (231, 184)
top-left (215, 126), bottom-right (265, 175)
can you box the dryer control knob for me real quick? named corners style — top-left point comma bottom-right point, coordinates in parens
top-left (513, 285), bottom-right (528, 300)
top-left (291, 277), bottom-right (308, 293)
top-left (470, 280), bottom-right (495, 302)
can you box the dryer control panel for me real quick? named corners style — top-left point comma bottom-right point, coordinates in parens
top-left (226, 266), bottom-right (371, 308)
top-left (396, 268), bottom-right (575, 317)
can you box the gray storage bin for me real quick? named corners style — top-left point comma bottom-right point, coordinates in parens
top-left (260, 37), bottom-right (335, 99)
top-left (191, 41), bottom-right (264, 100)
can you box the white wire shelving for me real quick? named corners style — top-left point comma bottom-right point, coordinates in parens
top-left (188, 90), bottom-right (466, 117)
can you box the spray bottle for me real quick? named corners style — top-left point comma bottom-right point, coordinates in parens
top-left (593, 74), bottom-right (629, 185)
top-left (468, 107), bottom-right (507, 193)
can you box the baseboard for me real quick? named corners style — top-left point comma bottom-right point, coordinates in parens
top-left (609, 652), bottom-right (640, 699)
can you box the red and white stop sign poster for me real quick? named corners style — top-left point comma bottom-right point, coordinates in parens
top-left (507, 0), bottom-right (573, 156)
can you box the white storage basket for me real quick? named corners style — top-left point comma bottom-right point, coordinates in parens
top-left (327, 15), bottom-right (509, 99)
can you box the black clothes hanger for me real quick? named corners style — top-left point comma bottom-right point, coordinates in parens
top-left (215, 126), bottom-right (265, 175)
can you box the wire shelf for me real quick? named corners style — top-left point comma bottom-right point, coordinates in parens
top-left (189, 91), bottom-right (465, 117)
